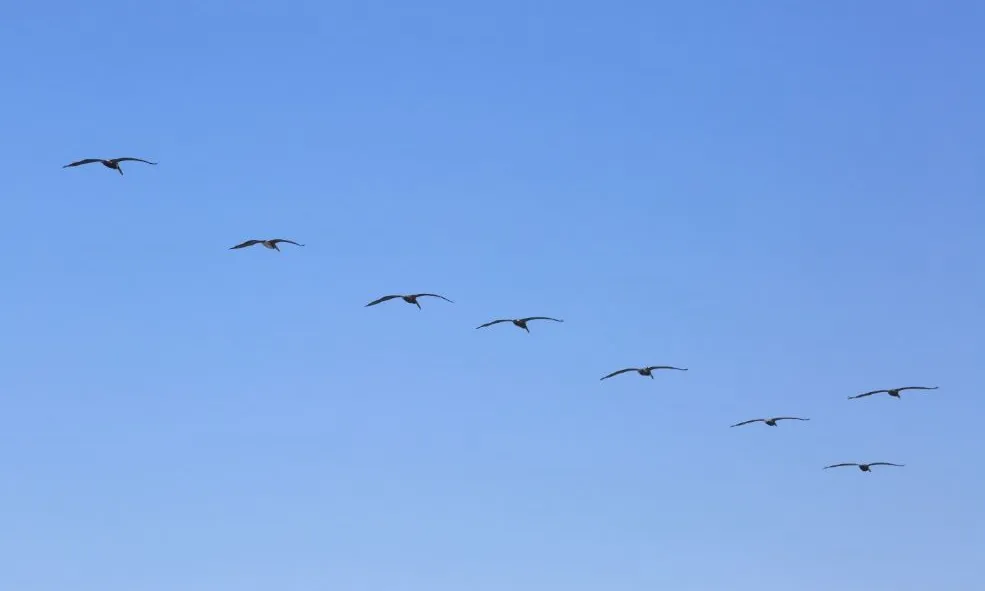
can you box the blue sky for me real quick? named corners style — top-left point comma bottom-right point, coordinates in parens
top-left (2, 1), bottom-right (983, 589)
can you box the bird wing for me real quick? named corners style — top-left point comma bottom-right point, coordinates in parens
top-left (867, 462), bottom-right (904, 467)
top-left (521, 316), bottom-right (563, 323)
top-left (111, 157), bottom-right (158, 165)
top-left (476, 319), bottom-right (511, 329)
top-left (229, 239), bottom-right (262, 249)
top-left (414, 293), bottom-right (454, 303)
top-left (600, 368), bottom-right (637, 380)
top-left (270, 239), bottom-right (304, 247)
top-left (896, 386), bottom-right (938, 392)
top-left (63, 158), bottom-right (102, 168)
top-left (729, 419), bottom-right (764, 428)
top-left (848, 389), bottom-right (887, 399)
top-left (645, 365), bottom-right (688, 371)
top-left (823, 463), bottom-right (859, 469)
top-left (773, 417), bottom-right (809, 422)
top-left (365, 295), bottom-right (401, 307)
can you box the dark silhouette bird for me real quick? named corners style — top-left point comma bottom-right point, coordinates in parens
top-left (600, 366), bottom-right (688, 380)
top-left (475, 316), bottom-right (563, 333)
top-left (365, 293), bottom-right (454, 309)
top-left (229, 239), bottom-right (304, 251)
top-left (823, 462), bottom-right (904, 472)
top-left (730, 416), bottom-right (809, 428)
top-left (63, 157), bottom-right (157, 175)
top-left (848, 386), bottom-right (938, 400)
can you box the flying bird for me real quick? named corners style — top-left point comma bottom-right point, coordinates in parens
top-left (848, 386), bottom-right (938, 400)
top-left (823, 462), bottom-right (904, 472)
top-left (229, 239), bottom-right (304, 251)
top-left (475, 316), bottom-right (563, 333)
top-left (63, 157), bottom-right (157, 175)
top-left (730, 417), bottom-right (809, 428)
top-left (364, 293), bottom-right (454, 309)
top-left (600, 366), bottom-right (688, 380)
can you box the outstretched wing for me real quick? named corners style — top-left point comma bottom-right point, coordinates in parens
top-left (868, 462), bottom-right (904, 467)
top-left (645, 365), bottom-right (688, 372)
top-left (229, 239), bottom-right (262, 249)
top-left (63, 158), bottom-right (102, 168)
top-left (730, 419), bottom-right (764, 428)
top-left (476, 319), bottom-right (511, 329)
top-left (600, 368), bottom-right (637, 380)
top-left (896, 386), bottom-right (938, 392)
top-left (414, 293), bottom-right (454, 303)
top-left (773, 417), bottom-right (809, 422)
top-left (823, 463), bottom-right (859, 469)
top-left (365, 295), bottom-right (401, 307)
top-left (848, 389), bottom-right (888, 399)
top-left (271, 239), bottom-right (304, 247)
top-left (111, 157), bottom-right (158, 165)
top-left (521, 316), bottom-right (563, 323)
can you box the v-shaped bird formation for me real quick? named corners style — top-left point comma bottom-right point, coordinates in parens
top-left (62, 155), bottom-right (940, 475)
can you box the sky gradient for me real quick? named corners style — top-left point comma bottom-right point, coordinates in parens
top-left (2, 2), bottom-right (983, 590)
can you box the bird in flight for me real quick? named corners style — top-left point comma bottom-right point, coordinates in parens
top-left (475, 316), bottom-right (563, 333)
top-left (365, 293), bottom-right (454, 309)
top-left (848, 386), bottom-right (938, 400)
top-left (730, 416), bottom-right (809, 428)
top-left (823, 462), bottom-right (904, 472)
top-left (229, 239), bottom-right (304, 251)
top-left (600, 366), bottom-right (688, 380)
top-left (63, 157), bottom-right (157, 175)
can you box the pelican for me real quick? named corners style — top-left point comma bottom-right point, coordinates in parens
top-left (600, 366), bottom-right (688, 380)
top-left (365, 293), bottom-right (454, 309)
top-left (730, 417), bottom-right (809, 428)
top-left (848, 386), bottom-right (938, 400)
top-left (475, 316), bottom-right (563, 333)
top-left (63, 157), bottom-right (157, 175)
top-left (229, 239), bottom-right (304, 251)
top-left (823, 462), bottom-right (904, 472)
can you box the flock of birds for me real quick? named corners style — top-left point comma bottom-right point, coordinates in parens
top-left (62, 155), bottom-right (940, 474)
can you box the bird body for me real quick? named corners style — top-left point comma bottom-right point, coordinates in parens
top-left (848, 386), bottom-right (938, 400)
top-left (229, 238), bottom-right (304, 251)
top-left (730, 416), bottom-right (809, 428)
top-left (365, 293), bottom-right (454, 309)
top-left (475, 316), bottom-right (563, 332)
top-left (63, 157), bottom-right (157, 175)
top-left (823, 462), bottom-right (904, 472)
top-left (600, 365), bottom-right (688, 380)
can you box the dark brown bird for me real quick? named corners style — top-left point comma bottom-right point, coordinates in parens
top-left (848, 386), bottom-right (938, 400)
top-left (365, 293), bottom-right (454, 309)
top-left (600, 366), bottom-right (688, 380)
top-left (730, 417), bottom-right (809, 428)
top-left (229, 239), bottom-right (304, 251)
top-left (475, 316), bottom-right (563, 333)
top-left (823, 462), bottom-right (904, 472)
top-left (63, 157), bottom-right (157, 175)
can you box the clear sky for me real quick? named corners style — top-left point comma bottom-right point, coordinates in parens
top-left (1, 1), bottom-right (983, 590)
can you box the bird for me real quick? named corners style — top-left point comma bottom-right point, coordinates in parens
top-left (823, 462), bottom-right (904, 472)
top-left (475, 316), bottom-right (563, 333)
top-left (62, 157), bottom-right (157, 175)
top-left (229, 239), bottom-right (304, 251)
top-left (364, 293), bottom-right (454, 309)
top-left (600, 366), bottom-right (688, 380)
top-left (730, 416), bottom-right (809, 428)
top-left (848, 386), bottom-right (938, 400)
